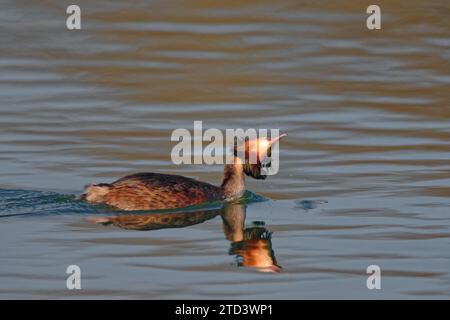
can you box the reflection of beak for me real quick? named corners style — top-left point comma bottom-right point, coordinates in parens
top-left (269, 133), bottom-right (287, 146)
top-left (258, 264), bottom-right (282, 273)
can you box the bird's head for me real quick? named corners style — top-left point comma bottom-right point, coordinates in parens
top-left (233, 133), bottom-right (287, 180)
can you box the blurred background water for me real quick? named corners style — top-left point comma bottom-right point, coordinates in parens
top-left (0, 0), bottom-right (449, 299)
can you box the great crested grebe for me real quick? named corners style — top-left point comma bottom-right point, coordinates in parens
top-left (81, 134), bottom-right (286, 211)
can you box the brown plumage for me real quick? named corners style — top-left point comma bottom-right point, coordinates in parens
top-left (82, 173), bottom-right (223, 211)
top-left (81, 134), bottom-right (286, 211)
top-left (89, 209), bottom-right (221, 231)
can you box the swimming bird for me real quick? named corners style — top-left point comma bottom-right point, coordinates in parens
top-left (81, 134), bottom-right (286, 211)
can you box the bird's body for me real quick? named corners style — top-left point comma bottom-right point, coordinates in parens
top-left (81, 134), bottom-right (286, 211)
top-left (82, 172), bottom-right (224, 211)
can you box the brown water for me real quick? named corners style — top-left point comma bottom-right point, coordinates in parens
top-left (0, 0), bottom-right (449, 299)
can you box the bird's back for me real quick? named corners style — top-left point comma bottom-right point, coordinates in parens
top-left (82, 172), bottom-right (223, 211)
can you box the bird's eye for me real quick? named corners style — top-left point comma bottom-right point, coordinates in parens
top-left (262, 160), bottom-right (272, 168)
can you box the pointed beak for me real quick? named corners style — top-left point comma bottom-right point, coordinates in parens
top-left (269, 133), bottom-right (287, 146)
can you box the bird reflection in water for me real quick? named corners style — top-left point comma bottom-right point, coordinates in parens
top-left (89, 203), bottom-right (281, 273)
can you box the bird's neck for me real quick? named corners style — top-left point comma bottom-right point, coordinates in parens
top-left (221, 156), bottom-right (245, 199)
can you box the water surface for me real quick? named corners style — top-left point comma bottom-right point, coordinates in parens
top-left (0, 0), bottom-right (449, 299)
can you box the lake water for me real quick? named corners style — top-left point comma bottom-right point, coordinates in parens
top-left (0, 0), bottom-right (449, 299)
